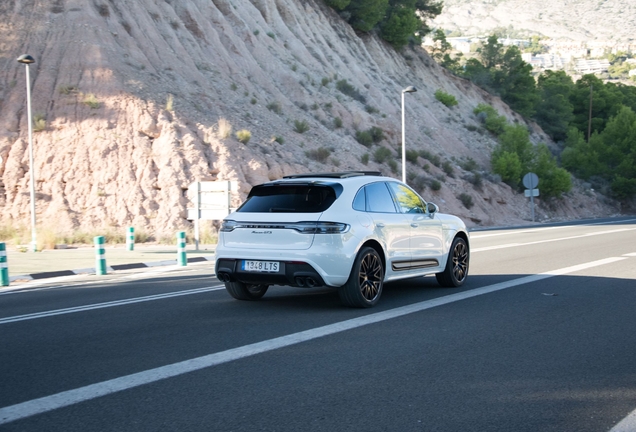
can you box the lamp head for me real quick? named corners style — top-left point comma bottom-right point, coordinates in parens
top-left (17, 54), bottom-right (35, 64)
top-left (402, 86), bottom-right (417, 93)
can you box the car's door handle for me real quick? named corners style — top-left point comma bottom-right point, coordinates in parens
top-left (376, 223), bottom-right (385, 228)
top-left (411, 223), bottom-right (419, 228)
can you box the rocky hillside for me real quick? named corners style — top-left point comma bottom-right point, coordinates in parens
top-left (0, 0), bottom-right (622, 243)
top-left (433, 0), bottom-right (636, 42)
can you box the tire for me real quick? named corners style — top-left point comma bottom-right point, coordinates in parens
top-left (436, 236), bottom-right (469, 287)
top-left (338, 247), bottom-right (384, 308)
top-left (224, 281), bottom-right (269, 300)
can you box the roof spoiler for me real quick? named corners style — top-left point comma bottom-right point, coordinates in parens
top-left (283, 171), bottom-right (382, 179)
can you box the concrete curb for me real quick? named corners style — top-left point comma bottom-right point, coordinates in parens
top-left (9, 255), bottom-right (216, 283)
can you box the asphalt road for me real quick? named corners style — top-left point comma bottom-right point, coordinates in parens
top-left (1, 217), bottom-right (636, 431)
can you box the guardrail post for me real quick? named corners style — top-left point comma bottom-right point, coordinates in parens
top-left (177, 231), bottom-right (187, 266)
top-left (0, 242), bottom-right (9, 286)
top-left (94, 236), bottom-right (107, 275)
top-left (126, 227), bottom-right (134, 251)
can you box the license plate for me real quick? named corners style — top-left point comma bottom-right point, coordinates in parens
top-left (242, 260), bottom-right (280, 272)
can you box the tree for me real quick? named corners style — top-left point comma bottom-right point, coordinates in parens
top-left (380, 4), bottom-right (422, 48)
top-left (494, 46), bottom-right (538, 117)
top-left (534, 70), bottom-right (575, 142)
top-left (531, 144), bottom-right (572, 198)
top-left (344, 0), bottom-right (388, 32)
top-left (477, 35), bottom-right (504, 69)
top-left (324, 0), bottom-right (350, 10)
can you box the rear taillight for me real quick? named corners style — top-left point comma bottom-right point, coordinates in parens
top-left (220, 220), bottom-right (237, 232)
top-left (290, 222), bottom-right (349, 234)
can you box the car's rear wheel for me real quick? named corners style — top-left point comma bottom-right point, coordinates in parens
top-left (224, 281), bottom-right (269, 300)
top-left (436, 236), bottom-right (469, 287)
top-left (339, 246), bottom-right (384, 308)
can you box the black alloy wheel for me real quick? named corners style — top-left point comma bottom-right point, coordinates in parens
top-left (436, 236), bottom-right (469, 287)
top-left (339, 246), bottom-right (384, 308)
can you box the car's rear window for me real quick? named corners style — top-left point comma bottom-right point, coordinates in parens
top-left (238, 184), bottom-right (339, 213)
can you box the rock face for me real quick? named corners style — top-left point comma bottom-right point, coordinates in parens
top-left (432, 0), bottom-right (636, 42)
top-left (0, 0), bottom-right (621, 242)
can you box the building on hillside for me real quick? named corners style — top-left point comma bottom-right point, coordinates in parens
top-left (629, 69), bottom-right (636, 77)
top-left (575, 59), bottom-right (610, 74)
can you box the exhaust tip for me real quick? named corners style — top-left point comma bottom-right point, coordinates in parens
top-left (218, 272), bottom-right (230, 282)
top-left (295, 277), bottom-right (305, 287)
top-left (306, 277), bottom-right (316, 287)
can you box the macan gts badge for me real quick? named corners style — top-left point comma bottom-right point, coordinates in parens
top-left (215, 172), bottom-right (470, 308)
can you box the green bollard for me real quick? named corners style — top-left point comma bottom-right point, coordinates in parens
top-left (0, 242), bottom-right (9, 286)
top-left (126, 227), bottom-right (134, 251)
top-left (94, 236), bottom-right (107, 275)
top-left (177, 231), bottom-right (187, 266)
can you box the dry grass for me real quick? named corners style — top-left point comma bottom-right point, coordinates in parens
top-left (217, 118), bottom-right (232, 139)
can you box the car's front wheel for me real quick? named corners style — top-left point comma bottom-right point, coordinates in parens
top-left (338, 246), bottom-right (384, 308)
top-left (436, 236), bottom-right (469, 287)
top-left (224, 281), bottom-right (269, 300)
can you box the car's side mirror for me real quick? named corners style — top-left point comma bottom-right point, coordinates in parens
top-left (426, 202), bottom-right (439, 217)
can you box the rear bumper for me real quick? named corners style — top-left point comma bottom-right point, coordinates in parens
top-left (216, 259), bottom-right (327, 288)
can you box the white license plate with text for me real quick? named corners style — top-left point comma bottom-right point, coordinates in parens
top-left (242, 260), bottom-right (280, 272)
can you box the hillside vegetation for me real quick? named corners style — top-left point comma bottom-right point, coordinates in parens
top-left (0, 0), bottom-right (622, 246)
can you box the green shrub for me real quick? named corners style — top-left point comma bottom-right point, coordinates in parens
top-left (305, 147), bottom-right (331, 163)
top-left (435, 89), bottom-right (458, 107)
top-left (388, 159), bottom-right (398, 173)
top-left (405, 149), bottom-right (419, 163)
top-left (361, 153), bottom-right (370, 165)
top-left (333, 117), bottom-right (343, 128)
top-left (294, 120), bottom-right (310, 133)
top-left (266, 101), bottom-right (282, 114)
top-left (365, 105), bottom-right (379, 114)
top-left (83, 93), bottom-right (100, 109)
top-left (458, 193), bottom-right (474, 209)
top-left (430, 180), bottom-right (442, 191)
top-left (442, 161), bottom-right (454, 177)
top-left (236, 129), bottom-right (251, 144)
top-left (321, 77), bottom-right (331, 86)
top-left (369, 126), bottom-right (384, 143)
top-left (336, 79), bottom-right (366, 103)
top-left (355, 130), bottom-right (373, 147)
top-left (419, 150), bottom-right (440, 167)
top-left (460, 157), bottom-right (478, 172)
top-left (474, 104), bottom-right (507, 136)
top-left (273, 135), bottom-right (284, 144)
top-left (374, 147), bottom-right (393, 163)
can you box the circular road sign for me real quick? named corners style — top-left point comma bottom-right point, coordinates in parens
top-left (523, 172), bottom-right (539, 190)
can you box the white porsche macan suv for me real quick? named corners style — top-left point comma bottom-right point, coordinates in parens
top-left (215, 172), bottom-right (469, 307)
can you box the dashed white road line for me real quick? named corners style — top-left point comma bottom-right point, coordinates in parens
top-left (0, 256), bottom-right (627, 425)
top-left (0, 286), bottom-right (224, 325)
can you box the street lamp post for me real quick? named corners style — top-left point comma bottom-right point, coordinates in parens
top-left (17, 54), bottom-right (37, 252)
top-left (401, 86), bottom-right (417, 184)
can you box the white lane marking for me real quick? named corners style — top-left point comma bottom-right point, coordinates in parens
top-left (623, 253), bottom-right (636, 257)
top-left (610, 408), bottom-right (636, 432)
top-left (470, 218), bottom-right (636, 239)
top-left (0, 286), bottom-right (224, 325)
top-left (472, 227), bottom-right (636, 253)
top-left (0, 256), bottom-right (626, 425)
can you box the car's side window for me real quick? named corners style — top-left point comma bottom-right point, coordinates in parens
top-left (387, 182), bottom-right (426, 214)
top-left (352, 187), bottom-right (366, 211)
top-left (365, 182), bottom-right (397, 213)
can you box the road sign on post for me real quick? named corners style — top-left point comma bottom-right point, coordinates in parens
top-left (522, 173), bottom-right (540, 222)
top-left (187, 181), bottom-right (238, 250)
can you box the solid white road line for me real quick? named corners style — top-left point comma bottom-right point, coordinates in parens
top-left (470, 218), bottom-right (636, 239)
top-left (0, 286), bottom-right (224, 325)
top-left (472, 227), bottom-right (636, 253)
top-left (610, 408), bottom-right (636, 432)
top-left (0, 256), bottom-right (627, 425)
